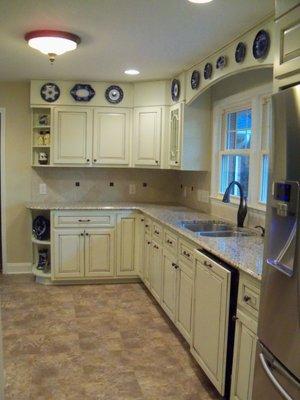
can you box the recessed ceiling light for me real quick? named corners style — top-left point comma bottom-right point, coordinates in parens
top-left (188, 0), bottom-right (213, 3)
top-left (25, 30), bottom-right (81, 63)
top-left (124, 69), bottom-right (140, 75)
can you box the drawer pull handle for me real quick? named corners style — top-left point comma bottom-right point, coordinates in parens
top-left (183, 251), bottom-right (190, 258)
top-left (86, 159), bottom-right (90, 163)
top-left (154, 230), bottom-right (159, 235)
top-left (244, 295), bottom-right (251, 302)
top-left (141, 219), bottom-right (145, 222)
top-left (145, 224), bottom-right (149, 228)
top-left (204, 260), bottom-right (213, 268)
top-left (93, 159), bottom-right (97, 163)
top-left (80, 233), bottom-right (84, 236)
top-left (78, 219), bottom-right (91, 223)
top-left (147, 241), bottom-right (151, 245)
top-left (167, 240), bottom-right (173, 245)
top-left (174, 264), bottom-right (179, 269)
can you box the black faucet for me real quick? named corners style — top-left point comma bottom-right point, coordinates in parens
top-left (222, 181), bottom-right (247, 228)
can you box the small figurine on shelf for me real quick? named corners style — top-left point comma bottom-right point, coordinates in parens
top-left (38, 152), bottom-right (48, 165)
top-left (37, 248), bottom-right (50, 273)
top-left (32, 216), bottom-right (50, 240)
top-left (39, 114), bottom-right (49, 126)
top-left (43, 131), bottom-right (50, 145)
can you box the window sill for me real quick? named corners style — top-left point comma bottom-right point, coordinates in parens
top-left (210, 195), bottom-right (266, 213)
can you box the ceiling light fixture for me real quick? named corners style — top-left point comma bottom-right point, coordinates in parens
top-left (124, 69), bottom-right (140, 75)
top-left (188, 0), bottom-right (213, 3)
top-left (25, 30), bottom-right (81, 63)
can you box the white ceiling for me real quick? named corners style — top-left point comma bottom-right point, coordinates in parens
top-left (0, 0), bottom-right (274, 82)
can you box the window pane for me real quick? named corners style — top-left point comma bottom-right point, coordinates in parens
top-left (220, 155), bottom-right (249, 198)
top-left (225, 109), bottom-right (252, 150)
top-left (261, 97), bottom-right (271, 151)
top-left (260, 155), bottom-right (269, 203)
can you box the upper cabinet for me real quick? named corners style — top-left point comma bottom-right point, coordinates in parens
top-left (93, 107), bottom-right (131, 166)
top-left (274, 3), bottom-right (300, 87)
top-left (53, 107), bottom-right (92, 165)
top-left (168, 90), bottom-right (211, 171)
top-left (133, 107), bottom-right (162, 167)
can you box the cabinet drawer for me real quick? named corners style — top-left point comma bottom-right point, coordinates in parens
top-left (163, 229), bottom-right (178, 253)
top-left (238, 274), bottom-right (260, 319)
top-left (53, 211), bottom-right (116, 228)
top-left (178, 239), bottom-right (195, 266)
top-left (152, 221), bottom-right (163, 242)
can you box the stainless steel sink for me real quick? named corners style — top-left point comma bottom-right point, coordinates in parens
top-left (179, 220), bottom-right (233, 232)
top-left (199, 229), bottom-right (256, 238)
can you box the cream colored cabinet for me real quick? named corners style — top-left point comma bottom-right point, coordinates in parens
top-left (169, 103), bottom-right (182, 168)
top-left (93, 108), bottom-right (131, 165)
top-left (230, 310), bottom-right (257, 400)
top-left (175, 261), bottom-right (193, 343)
top-left (143, 234), bottom-right (152, 288)
top-left (133, 107), bottom-right (162, 167)
top-left (53, 107), bottom-right (92, 165)
top-left (53, 229), bottom-right (85, 278)
top-left (84, 229), bottom-right (115, 277)
top-left (149, 240), bottom-right (163, 301)
top-left (161, 250), bottom-right (177, 321)
top-left (191, 253), bottom-right (231, 396)
top-left (116, 213), bottom-right (138, 276)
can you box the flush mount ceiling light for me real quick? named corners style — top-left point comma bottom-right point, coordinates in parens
top-left (124, 69), bottom-right (140, 75)
top-left (188, 0), bottom-right (213, 3)
top-left (25, 30), bottom-right (81, 63)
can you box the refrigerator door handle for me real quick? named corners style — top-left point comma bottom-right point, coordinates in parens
top-left (259, 353), bottom-right (294, 400)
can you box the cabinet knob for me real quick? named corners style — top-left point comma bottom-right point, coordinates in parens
top-left (204, 260), bottom-right (212, 268)
top-left (141, 218), bottom-right (145, 222)
top-left (174, 264), bottom-right (179, 269)
top-left (85, 233), bottom-right (89, 236)
top-left (232, 315), bottom-right (239, 322)
top-left (86, 159), bottom-right (90, 163)
top-left (80, 233), bottom-right (84, 236)
top-left (155, 160), bottom-right (159, 164)
top-left (145, 224), bottom-right (149, 228)
top-left (244, 295), bottom-right (251, 302)
top-left (175, 161), bottom-right (178, 164)
top-left (93, 159), bottom-right (97, 162)
top-left (147, 241), bottom-right (151, 245)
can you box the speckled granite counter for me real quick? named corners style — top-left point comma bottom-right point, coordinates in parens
top-left (26, 201), bottom-right (264, 280)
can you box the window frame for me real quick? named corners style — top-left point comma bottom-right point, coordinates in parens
top-left (211, 84), bottom-right (272, 212)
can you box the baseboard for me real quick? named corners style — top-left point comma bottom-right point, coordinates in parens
top-left (5, 263), bottom-right (32, 274)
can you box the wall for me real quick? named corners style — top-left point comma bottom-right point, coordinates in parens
top-left (0, 82), bottom-right (31, 270)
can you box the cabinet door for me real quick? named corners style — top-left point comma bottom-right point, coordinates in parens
top-left (53, 107), bottom-right (92, 164)
top-left (176, 262), bottom-right (193, 343)
top-left (169, 103), bottom-right (182, 168)
top-left (53, 229), bottom-right (85, 279)
top-left (230, 310), bottom-right (257, 400)
top-left (143, 234), bottom-right (152, 288)
top-left (133, 107), bottom-right (161, 167)
top-left (116, 214), bottom-right (137, 276)
top-left (191, 258), bottom-right (231, 396)
top-left (93, 108), bottom-right (131, 165)
top-left (161, 250), bottom-right (177, 321)
top-left (149, 241), bottom-right (163, 302)
top-left (84, 229), bottom-right (115, 277)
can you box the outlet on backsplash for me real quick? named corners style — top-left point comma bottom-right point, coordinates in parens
top-left (39, 183), bottom-right (47, 195)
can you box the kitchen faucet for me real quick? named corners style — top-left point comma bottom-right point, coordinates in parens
top-left (222, 181), bottom-right (247, 228)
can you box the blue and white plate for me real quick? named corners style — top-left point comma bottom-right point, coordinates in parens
top-left (40, 83), bottom-right (60, 103)
top-left (252, 30), bottom-right (270, 60)
top-left (70, 84), bottom-right (95, 102)
top-left (191, 70), bottom-right (200, 90)
top-left (235, 42), bottom-right (246, 63)
top-left (204, 63), bottom-right (213, 80)
top-left (171, 79), bottom-right (181, 101)
top-left (216, 56), bottom-right (227, 70)
top-left (105, 85), bottom-right (124, 104)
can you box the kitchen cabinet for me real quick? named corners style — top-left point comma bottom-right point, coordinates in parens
top-left (93, 107), bottom-right (131, 165)
top-left (84, 229), bottom-right (115, 277)
top-left (169, 103), bottom-right (182, 168)
top-left (143, 234), bottom-right (152, 288)
top-left (175, 261), bottom-right (193, 343)
top-left (133, 107), bottom-right (162, 167)
top-left (116, 213), bottom-right (138, 276)
top-left (161, 250), bottom-right (177, 321)
top-left (53, 107), bottom-right (92, 165)
top-left (149, 240), bottom-right (163, 302)
top-left (53, 229), bottom-right (85, 278)
top-left (191, 254), bottom-right (231, 396)
top-left (230, 310), bottom-right (257, 400)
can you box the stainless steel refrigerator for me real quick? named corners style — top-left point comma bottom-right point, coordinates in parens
top-left (252, 84), bottom-right (300, 399)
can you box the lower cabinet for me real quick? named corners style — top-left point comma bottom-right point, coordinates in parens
top-left (116, 213), bottom-right (138, 276)
top-left (230, 311), bottom-right (258, 400)
top-left (143, 234), bottom-right (151, 288)
top-left (161, 250), bottom-right (177, 320)
top-left (149, 240), bottom-right (163, 302)
top-left (191, 256), bottom-right (231, 396)
top-left (175, 261), bottom-right (193, 342)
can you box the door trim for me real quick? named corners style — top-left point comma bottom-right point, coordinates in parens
top-left (0, 108), bottom-right (7, 274)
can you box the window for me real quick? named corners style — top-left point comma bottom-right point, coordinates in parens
top-left (212, 86), bottom-right (272, 210)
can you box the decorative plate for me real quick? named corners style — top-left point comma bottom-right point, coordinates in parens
top-left (191, 70), bottom-right (200, 90)
top-left (216, 56), bottom-right (227, 70)
top-left (70, 84), bottom-right (95, 102)
top-left (252, 30), bottom-right (270, 59)
top-left (235, 42), bottom-right (246, 63)
top-left (105, 85), bottom-right (124, 104)
top-left (171, 79), bottom-right (181, 102)
top-left (204, 63), bottom-right (213, 80)
top-left (40, 83), bottom-right (60, 103)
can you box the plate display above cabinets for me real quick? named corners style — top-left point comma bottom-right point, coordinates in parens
top-left (70, 84), bottom-right (95, 102)
top-left (235, 42), bottom-right (246, 63)
top-left (105, 85), bottom-right (124, 104)
top-left (252, 30), bottom-right (270, 59)
top-left (216, 56), bottom-right (227, 70)
top-left (171, 79), bottom-right (181, 102)
top-left (204, 63), bottom-right (213, 80)
top-left (191, 70), bottom-right (200, 90)
top-left (40, 82), bottom-right (60, 102)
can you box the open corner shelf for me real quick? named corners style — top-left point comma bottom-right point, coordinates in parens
top-left (32, 263), bottom-right (51, 279)
top-left (32, 236), bottom-right (51, 245)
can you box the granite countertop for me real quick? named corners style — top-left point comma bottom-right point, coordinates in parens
top-left (26, 201), bottom-right (264, 280)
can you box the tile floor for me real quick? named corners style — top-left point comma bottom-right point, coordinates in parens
top-left (0, 274), bottom-right (220, 400)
